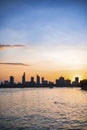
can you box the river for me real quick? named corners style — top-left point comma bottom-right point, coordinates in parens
top-left (0, 88), bottom-right (87, 130)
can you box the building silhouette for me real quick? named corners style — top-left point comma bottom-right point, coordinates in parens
top-left (42, 77), bottom-right (48, 86)
top-left (42, 77), bottom-right (44, 84)
top-left (31, 77), bottom-right (34, 82)
top-left (56, 77), bottom-right (64, 87)
top-left (36, 75), bottom-right (40, 85)
top-left (10, 76), bottom-right (14, 85)
top-left (22, 72), bottom-right (25, 85)
top-left (0, 73), bottom-right (84, 88)
top-left (75, 77), bottom-right (79, 86)
top-left (56, 77), bottom-right (71, 87)
top-left (4, 80), bottom-right (9, 85)
top-left (64, 79), bottom-right (71, 87)
top-left (30, 77), bottom-right (35, 86)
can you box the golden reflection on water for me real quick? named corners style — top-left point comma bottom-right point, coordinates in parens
top-left (0, 88), bottom-right (87, 130)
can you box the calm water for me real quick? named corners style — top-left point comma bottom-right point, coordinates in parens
top-left (0, 88), bottom-right (87, 130)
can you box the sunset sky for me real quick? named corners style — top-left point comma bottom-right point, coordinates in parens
top-left (0, 0), bottom-right (87, 83)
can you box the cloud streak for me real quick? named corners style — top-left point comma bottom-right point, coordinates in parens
top-left (0, 63), bottom-right (30, 66)
top-left (0, 44), bottom-right (25, 50)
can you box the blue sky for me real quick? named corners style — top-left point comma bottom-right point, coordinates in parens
top-left (0, 0), bottom-right (87, 45)
top-left (0, 0), bottom-right (87, 82)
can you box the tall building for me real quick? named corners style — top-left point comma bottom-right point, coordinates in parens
top-left (64, 79), bottom-right (71, 87)
top-left (10, 76), bottom-right (14, 84)
top-left (36, 75), bottom-right (40, 85)
top-left (41, 77), bottom-right (48, 86)
top-left (22, 72), bottom-right (25, 84)
top-left (75, 77), bottom-right (79, 86)
top-left (42, 77), bottom-right (44, 84)
top-left (30, 76), bottom-right (35, 86)
top-left (59, 77), bottom-right (64, 87)
top-left (31, 77), bottom-right (34, 82)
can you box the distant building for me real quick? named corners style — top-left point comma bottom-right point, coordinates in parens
top-left (64, 79), bottom-right (71, 87)
top-left (56, 77), bottom-right (65, 87)
top-left (49, 81), bottom-right (54, 86)
top-left (43, 80), bottom-right (48, 86)
top-left (4, 80), bottom-right (9, 85)
top-left (36, 75), bottom-right (40, 85)
top-left (42, 77), bottom-right (48, 86)
top-left (59, 77), bottom-right (64, 86)
top-left (72, 81), bottom-right (75, 87)
top-left (56, 77), bottom-right (71, 87)
top-left (29, 77), bottom-right (35, 86)
top-left (75, 77), bottom-right (79, 87)
top-left (42, 77), bottom-right (44, 84)
top-left (56, 79), bottom-right (59, 86)
top-left (10, 76), bottom-right (14, 84)
top-left (22, 72), bottom-right (25, 84)
top-left (31, 77), bottom-right (34, 82)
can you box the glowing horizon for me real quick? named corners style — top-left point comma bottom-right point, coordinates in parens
top-left (0, 0), bottom-right (87, 83)
top-left (0, 63), bottom-right (86, 83)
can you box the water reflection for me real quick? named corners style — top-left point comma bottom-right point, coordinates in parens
top-left (0, 88), bottom-right (87, 130)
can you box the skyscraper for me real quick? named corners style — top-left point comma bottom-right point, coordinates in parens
top-left (75, 77), bottom-right (79, 86)
top-left (22, 72), bottom-right (25, 84)
top-left (59, 77), bottom-right (64, 87)
top-left (30, 76), bottom-right (35, 86)
top-left (31, 77), bottom-right (34, 82)
top-left (36, 75), bottom-right (40, 85)
top-left (42, 77), bottom-right (44, 84)
top-left (10, 76), bottom-right (14, 84)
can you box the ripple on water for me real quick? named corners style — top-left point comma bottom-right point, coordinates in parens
top-left (0, 88), bottom-right (87, 130)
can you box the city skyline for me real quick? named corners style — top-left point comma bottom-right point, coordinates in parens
top-left (0, 72), bottom-right (80, 84)
top-left (0, 72), bottom-right (81, 87)
top-left (0, 0), bottom-right (87, 82)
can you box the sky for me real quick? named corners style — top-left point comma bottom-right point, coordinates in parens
top-left (0, 0), bottom-right (87, 83)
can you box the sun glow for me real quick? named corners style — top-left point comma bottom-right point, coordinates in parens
top-left (0, 0), bottom-right (87, 83)
top-left (72, 74), bottom-right (82, 82)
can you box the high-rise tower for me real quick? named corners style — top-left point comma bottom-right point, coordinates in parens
top-left (75, 77), bottom-right (79, 86)
top-left (10, 76), bottom-right (14, 84)
top-left (36, 75), bottom-right (40, 85)
top-left (22, 72), bottom-right (25, 84)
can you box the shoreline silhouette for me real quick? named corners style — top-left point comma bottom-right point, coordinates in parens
top-left (0, 72), bottom-right (87, 90)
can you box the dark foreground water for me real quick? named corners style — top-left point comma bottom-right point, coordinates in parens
top-left (0, 88), bottom-right (87, 130)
